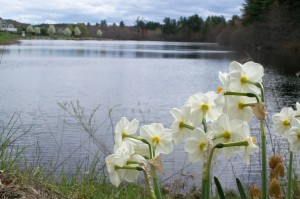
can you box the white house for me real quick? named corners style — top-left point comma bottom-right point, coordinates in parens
top-left (0, 18), bottom-right (17, 33)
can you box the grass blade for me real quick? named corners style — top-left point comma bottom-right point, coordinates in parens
top-left (236, 178), bottom-right (247, 199)
top-left (214, 176), bottom-right (225, 199)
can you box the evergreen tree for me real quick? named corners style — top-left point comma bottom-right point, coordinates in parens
top-left (186, 14), bottom-right (203, 32)
top-left (161, 17), bottom-right (178, 34)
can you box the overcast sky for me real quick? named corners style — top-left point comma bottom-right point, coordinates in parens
top-left (0, 0), bottom-right (244, 25)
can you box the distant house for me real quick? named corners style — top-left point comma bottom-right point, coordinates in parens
top-left (0, 18), bottom-right (17, 33)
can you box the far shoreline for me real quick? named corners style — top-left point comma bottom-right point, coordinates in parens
top-left (1, 32), bottom-right (300, 54)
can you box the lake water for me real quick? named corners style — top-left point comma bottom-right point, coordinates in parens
top-left (0, 40), bottom-right (299, 191)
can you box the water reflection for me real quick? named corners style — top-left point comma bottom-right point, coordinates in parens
top-left (2, 40), bottom-right (234, 59)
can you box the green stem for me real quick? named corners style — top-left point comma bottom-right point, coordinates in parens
top-left (254, 80), bottom-right (267, 199)
top-left (126, 160), bottom-right (138, 165)
top-left (123, 134), bottom-right (153, 159)
top-left (224, 91), bottom-right (259, 103)
top-left (287, 151), bottom-right (293, 199)
top-left (202, 110), bottom-right (208, 133)
top-left (201, 178), bottom-right (210, 199)
top-left (239, 103), bottom-right (257, 108)
top-left (116, 165), bottom-right (143, 171)
top-left (151, 165), bottom-right (163, 199)
top-left (260, 120), bottom-right (267, 199)
top-left (124, 134), bottom-right (161, 198)
top-left (201, 147), bottom-right (216, 199)
top-left (215, 140), bottom-right (249, 148)
top-left (150, 146), bottom-right (162, 199)
top-left (242, 80), bottom-right (264, 102)
top-left (179, 122), bottom-right (195, 130)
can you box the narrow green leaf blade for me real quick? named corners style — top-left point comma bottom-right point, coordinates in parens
top-left (214, 176), bottom-right (225, 199)
top-left (236, 178), bottom-right (247, 199)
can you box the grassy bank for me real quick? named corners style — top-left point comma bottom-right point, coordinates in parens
top-left (0, 32), bottom-right (20, 45)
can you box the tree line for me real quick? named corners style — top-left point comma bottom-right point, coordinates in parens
top-left (5, 0), bottom-right (300, 49)
top-left (217, 0), bottom-right (300, 50)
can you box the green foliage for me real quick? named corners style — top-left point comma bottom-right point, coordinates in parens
top-left (33, 27), bottom-right (41, 35)
top-left (135, 18), bottom-right (146, 29)
top-left (162, 17), bottom-right (178, 34)
top-left (64, 27), bottom-right (72, 37)
top-left (26, 25), bottom-right (33, 34)
top-left (242, 0), bottom-right (275, 25)
top-left (40, 27), bottom-right (47, 35)
top-left (214, 177), bottom-right (225, 199)
top-left (100, 20), bottom-right (107, 27)
top-left (74, 26), bottom-right (81, 37)
top-left (76, 23), bottom-right (88, 37)
top-left (0, 114), bottom-right (27, 171)
top-left (47, 25), bottom-right (56, 36)
top-left (236, 178), bottom-right (247, 199)
top-left (186, 14), bottom-right (203, 32)
top-left (119, 21), bottom-right (125, 27)
top-left (145, 21), bottom-right (160, 30)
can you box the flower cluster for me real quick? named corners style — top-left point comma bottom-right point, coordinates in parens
top-left (272, 102), bottom-right (300, 153)
top-left (105, 61), bottom-right (266, 198)
top-left (106, 117), bottom-right (173, 187)
top-left (171, 61), bottom-right (263, 165)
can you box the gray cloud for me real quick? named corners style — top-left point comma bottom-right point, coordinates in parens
top-left (0, 0), bottom-right (244, 24)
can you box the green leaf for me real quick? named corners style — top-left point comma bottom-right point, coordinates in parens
top-left (236, 178), bottom-right (247, 199)
top-left (214, 176), bottom-right (225, 199)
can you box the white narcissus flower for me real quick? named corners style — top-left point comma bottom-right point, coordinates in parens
top-left (105, 154), bottom-right (126, 187)
top-left (140, 123), bottom-right (174, 156)
top-left (186, 91), bottom-right (222, 125)
top-left (287, 118), bottom-right (300, 153)
top-left (272, 107), bottom-right (297, 137)
top-left (170, 106), bottom-right (194, 144)
top-left (124, 154), bottom-right (147, 183)
top-left (211, 114), bottom-right (250, 158)
top-left (106, 142), bottom-right (133, 187)
top-left (184, 128), bottom-right (208, 163)
top-left (224, 95), bottom-right (256, 122)
top-left (228, 61), bottom-right (264, 95)
top-left (114, 117), bottom-right (139, 149)
top-left (243, 136), bottom-right (259, 165)
top-left (215, 72), bottom-right (230, 107)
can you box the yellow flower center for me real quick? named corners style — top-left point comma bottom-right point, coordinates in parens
top-left (199, 142), bottom-right (206, 151)
top-left (224, 131), bottom-right (231, 141)
top-left (152, 136), bottom-right (160, 145)
top-left (217, 86), bottom-right (223, 94)
top-left (297, 132), bottom-right (300, 140)
top-left (282, 119), bottom-right (290, 127)
top-left (122, 131), bottom-right (127, 139)
top-left (238, 101), bottom-right (245, 110)
top-left (201, 104), bottom-right (209, 111)
top-left (240, 75), bottom-right (248, 84)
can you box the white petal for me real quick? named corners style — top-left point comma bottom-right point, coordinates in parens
top-left (170, 108), bottom-right (181, 121)
top-left (229, 61), bottom-right (242, 72)
top-left (243, 61), bottom-right (264, 82)
top-left (127, 119), bottom-right (139, 135)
